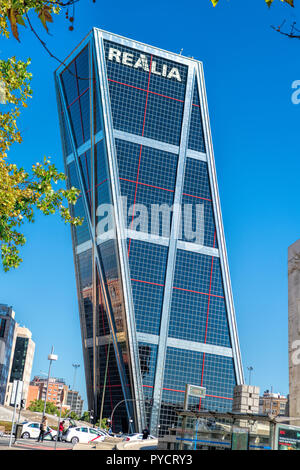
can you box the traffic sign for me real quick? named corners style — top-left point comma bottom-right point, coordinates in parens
top-left (183, 384), bottom-right (206, 411)
top-left (10, 380), bottom-right (23, 406)
top-left (187, 384), bottom-right (206, 399)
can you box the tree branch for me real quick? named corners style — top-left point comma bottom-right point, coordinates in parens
top-left (24, 11), bottom-right (90, 80)
top-left (271, 22), bottom-right (300, 39)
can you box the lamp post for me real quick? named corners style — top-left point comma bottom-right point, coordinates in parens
top-left (42, 346), bottom-right (58, 421)
top-left (110, 398), bottom-right (151, 433)
top-left (128, 418), bottom-right (133, 434)
top-left (247, 366), bottom-right (253, 385)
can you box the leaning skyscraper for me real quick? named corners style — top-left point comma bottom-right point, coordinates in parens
top-left (55, 29), bottom-right (244, 435)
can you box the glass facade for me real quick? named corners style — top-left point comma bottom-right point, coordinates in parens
top-left (9, 336), bottom-right (29, 383)
top-left (0, 305), bottom-right (16, 405)
top-left (55, 29), bottom-right (243, 436)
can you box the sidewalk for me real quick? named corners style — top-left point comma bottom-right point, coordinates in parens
top-left (0, 436), bottom-right (72, 451)
top-left (0, 446), bottom-right (22, 450)
top-left (73, 437), bottom-right (119, 451)
top-left (72, 437), bottom-right (158, 451)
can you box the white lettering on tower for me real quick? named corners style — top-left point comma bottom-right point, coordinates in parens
top-left (108, 47), bottom-right (182, 82)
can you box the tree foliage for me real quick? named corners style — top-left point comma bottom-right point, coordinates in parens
top-left (0, 1), bottom-right (69, 41)
top-left (28, 399), bottom-right (59, 415)
top-left (95, 417), bottom-right (109, 429)
top-left (62, 409), bottom-right (79, 420)
top-left (80, 411), bottom-right (91, 422)
top-left (0, 1), bottom-right (83, 271)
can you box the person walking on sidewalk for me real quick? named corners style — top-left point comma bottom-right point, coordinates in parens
top-left (58, 420), bottom-right (65, 442)
top-left (37, 416), bottom-right (48, 443)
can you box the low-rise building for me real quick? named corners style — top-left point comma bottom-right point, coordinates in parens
top-left (0, 304), bottom-right (17, 405)
top-left (5, 325), bottom-right (35, 407)
top-left (28, 376), bottom-right (82, 415)
top-left (232, 384), bottom-right (260, 415)
top-left (159, 410), bottom-right (273, 451)
top-left (66, 389), bottom-right (84, 417)
top-left (259, 390), bottom-right (288, 417)
top-left (30, 376), bottom-right (68, 408)
top-left (26, 384), bottom-right (40, 408)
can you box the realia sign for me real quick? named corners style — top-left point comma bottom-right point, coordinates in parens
top-left (108, 47), bottom-right (182, 82)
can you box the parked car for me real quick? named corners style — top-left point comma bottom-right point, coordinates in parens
top-left (123, 433), bottom-right (156, 442)
top-left (20, 421), bottom-right (57, 440)
top-left (64, 426), bottom-right (106, 444)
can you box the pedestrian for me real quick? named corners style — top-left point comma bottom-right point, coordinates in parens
top-left (58, 420), bottom-right (65, 442)
top-left (63, 420), bottom-right (69, 433)
top-left (142, 428), bottom-right (149, 440)
top-left (37, 416), bottom-right (48, 442)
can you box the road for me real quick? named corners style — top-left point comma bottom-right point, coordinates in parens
top-left (0, 436), bottom-right (73, 451)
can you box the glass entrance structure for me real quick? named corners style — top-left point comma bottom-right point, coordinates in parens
top-left (55, 29), bottom-right (244, 435)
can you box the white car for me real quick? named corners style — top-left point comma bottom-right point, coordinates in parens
top-left (64, 426), bottom-right (106, 444)
top-left (20, 421), bottom-right (57, 440)
top-left (123, 433), bottom-right (156, 442)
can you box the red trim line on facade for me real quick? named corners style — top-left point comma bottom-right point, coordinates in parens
top-left (173, 286), bottom-right (224, 299)
top-left (96, 178), bottom-right (108, 188)
top-left (99, 384), bottom-right (132, 390)
top-left (108, 78), bottom-right (184, 104)
top-left (127, 145), bottom-right (143, 258)
top-left (131, 278), bottom-right (164, 288)
top-left (83, 152), bottom-right (91, 200)
top-left (199, 230), bottom-right (217, 410)
top-left (130, 278), bottom-right (224, 299)
top-left (120, 177), bottom-right (174, 193)
top-left (74, 61), bottom-right (86, 144)
top-left (99, 283), bottom-right (114, 417)
top-left (182, 192), bottom-right (212, 202)
top-left (127, 55), bottom-right (153, 257)
top-left (73, 63), bottom-right (92, 209)
top-left (77, 188), bottom-right (91, 200)
top-left (142, 56), bottom-right (153, 136)
top-left (120, 178), bottom-right (212, 201)
top-left (100, 384), bottom-right (122, 388)
top-left (67, 86), bottom-right (89, 109)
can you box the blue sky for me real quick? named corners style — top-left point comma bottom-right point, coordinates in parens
top-left (1, 0), bottom-right (299, 409)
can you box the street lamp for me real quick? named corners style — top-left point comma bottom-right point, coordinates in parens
top-left (128, 418), bottom-right (133, 434)
top-left (247, 366), bottom-right (254, 385)
top-left (110, 398), bottom-right (152, 433)
top-left (42, 346), bottom-right (58, 420)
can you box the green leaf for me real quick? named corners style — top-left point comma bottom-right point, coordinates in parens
top-left (16, 15), bottom-right (25, 27)
top-left (38, 6), bottom-right (53, 33)
top-left (7, 9), bottom-right (19, 41)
